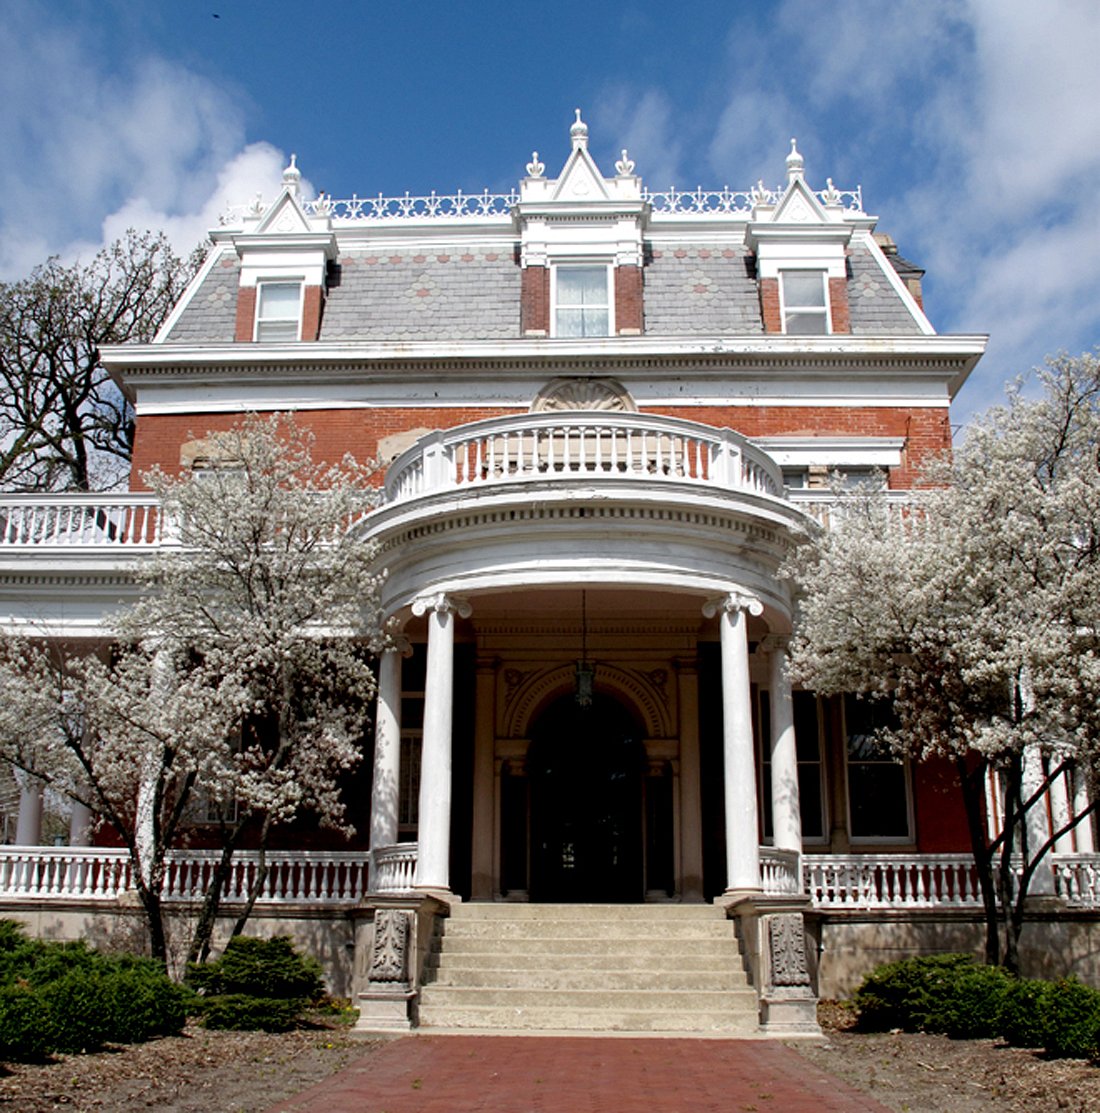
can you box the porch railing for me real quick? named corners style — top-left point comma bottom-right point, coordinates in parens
top-left (0, 494), bottom-right (162, 548)
top-left (371, 842), bottom-right (419, 894)
top-left (0, 847), bottom-right (370, 905)
top-left (1053, 853), bottom-right (1100, 906)
top-left (760, 847), bottom-right (802, 896)
top-left (802, 853), bottom-right (985, 909)
top-left (383, 413), bottom-right (785, 504)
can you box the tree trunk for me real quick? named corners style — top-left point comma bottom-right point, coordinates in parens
top-left (955, 756), bottom-right (1001, 965)
top-left (230, 814), bottom-right (274, 940)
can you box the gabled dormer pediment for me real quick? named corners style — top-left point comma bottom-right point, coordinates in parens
top-left (550, 136), bottom-right (612, 203)
top-left (253, 188), bottom-right (314, 236)
top-left (770, 174), bottom-right (829, 225)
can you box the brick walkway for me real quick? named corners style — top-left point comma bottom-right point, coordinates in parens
top-left (267, 1035), bottom-right (890, 1112)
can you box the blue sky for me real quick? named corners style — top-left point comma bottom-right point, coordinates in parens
top-left (3, 0), bottom-right (1099, 421)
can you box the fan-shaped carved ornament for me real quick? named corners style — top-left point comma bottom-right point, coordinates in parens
top-left (531, 378), bottom-right (636, 413)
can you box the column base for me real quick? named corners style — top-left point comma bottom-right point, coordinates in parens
top-left (760, 992), bottom-right (821, 1036)
top-left (354, 984), bottom-right (415, 1032)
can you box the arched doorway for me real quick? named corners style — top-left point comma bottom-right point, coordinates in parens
top-left (527, 692), bottom-right (645, 902)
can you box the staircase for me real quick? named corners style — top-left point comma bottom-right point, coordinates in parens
top-left (416, 903), bottom-right (759, 1034)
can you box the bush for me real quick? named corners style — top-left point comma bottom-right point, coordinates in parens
top-left (188, 936), bottom-right (323, 1000)
top-left (188, 936), bottom-right (324, 1032)
top-left (1042, 978), bottom-right (1100, 1059)
top-left (200, 994), bottom-right (302, 1033)
top-left (928, 962), bottom-right (1013, 1040)
top-left (853, 953), bottom-right (978, 1032)
top-left (1000, 978), bottom-right (1053, 1048)
top-left (0, 920), bottom-right (188, 1060)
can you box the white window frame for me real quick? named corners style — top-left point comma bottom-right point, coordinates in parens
top-left (550, 262), bottom-right (614, 339)
top-left (842, 695), bottom-right (914, 845)
top-left (779, 269), bottom-right (830, 336)
top-left (254, 279), bottom-right (304, 342)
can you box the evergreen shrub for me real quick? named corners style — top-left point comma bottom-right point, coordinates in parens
top-left (188, 936), bottom-right (324, 1031)
top-left (999, 977), bottom-right (1053, 1048)
top-left (1042, 978), bottom-right (1100, 1059)
top-left (0, 921), bottom-right (187, 1060)
top-left (852, 953), bottom-right (977, 1032)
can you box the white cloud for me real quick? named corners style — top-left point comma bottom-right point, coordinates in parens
top-left (591, 88), bottom-right (683, 190)
top-left (0, 9), bottom-right (289, 277)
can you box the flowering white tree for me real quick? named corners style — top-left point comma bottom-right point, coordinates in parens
top-left (0, 414), bottom-right (384, 964)
top-left (784, 352), bottom-right (1100, 973)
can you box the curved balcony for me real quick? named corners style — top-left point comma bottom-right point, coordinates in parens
top-left (383, 411), bottom-right (784, 506)
top-left (370, 413), bottom-right (813, 612)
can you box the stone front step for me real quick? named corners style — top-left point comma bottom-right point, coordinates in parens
top-left (417, 1004), bottom-right (760, 1033)
top-left (427, 967), bottom-right (744, 991)
top-left (417, 903), bottom-right (759, 1034)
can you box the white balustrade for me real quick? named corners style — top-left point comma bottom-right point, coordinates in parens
top-left (803, 853), bottom-right (985, 909)
top-left (760, 847), bottom-right (803, 896)
top-left (787, 490), bottom-right (917, 531)
top-left (384, 413), bottom-right (784, 504)
top-left (1053, 853), bottom-right (1100, 905)
top-left (0, 494), bottom-right (162, 548)
top-left (371, 842), bottom-right (418, 894)
top-left (0, 847), bottom-right (369, 905)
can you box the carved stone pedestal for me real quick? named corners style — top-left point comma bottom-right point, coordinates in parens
top-left (354, 907), bottom-right (415, 1033)
top-left (720, 894), bottom-right (821, 1036)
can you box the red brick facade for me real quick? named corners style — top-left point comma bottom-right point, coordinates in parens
top-left (828, 276), bottom-right (850, 334)
top-left (131, 402), bottom-right (950, 491)
top-left (233, 286), bottom-right (257, 342)
top-left (302, 285), bottom-right (324, 341)
top-left (520, 266), bottom-right (549, 335)
top-left (759, 277), bottom-right (781, 333)
top-left (614, 265), bottom-right (643, 334)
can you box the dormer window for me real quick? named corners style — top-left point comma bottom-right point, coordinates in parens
top-left (254, 281), bottom-right (303, 341)
top-left (780, 270), bottom-right (830, 335)
top-left (553, 265), bottom-right (612, 338)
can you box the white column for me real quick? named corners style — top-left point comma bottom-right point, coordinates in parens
top-left (765, 636), bottom-right (802, 856)
top-left (1074, 769), bottom-right (1095, 853)
top-left (1021, 743), bottom-right (1054, 895)
top-left (412, 593), bottom-right (471, 892)
top-left (15, 773), bottom-right (43, 846)
top-left (1049, 758), bottom-right (1074, 855)
top-left (703, 591), bottom-right (763, 894)
top-left (368, 644), bottom-right (405, 887)
top-left (68, 801), bottom-right (93, 847)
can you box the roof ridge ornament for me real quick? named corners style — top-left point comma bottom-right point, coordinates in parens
top-left (615, 148), bottom-right (636, 178)
top-left (526, 151), bottom-right (545, 179)
top-left (570, 108), bottom-right (589, 150)
top-left (786, 138), bottom-right (805, 182)
top-left (282, 153), bottom-right (302, 198)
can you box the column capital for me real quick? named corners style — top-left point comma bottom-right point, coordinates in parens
top-left (411, 592), bottom-right (472, 620)
top-left (702, 591), bottom-right (763, 620)
top-left (759, 633), bottom-right (791, 655)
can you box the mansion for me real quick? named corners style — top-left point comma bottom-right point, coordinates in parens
top-left (2, 114), bottom-right (1097, 1035)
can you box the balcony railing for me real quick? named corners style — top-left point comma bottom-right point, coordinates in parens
top-left (384, 413), bottom-right (784, 504)
top-left (802, 853), bottom-right (985, 909)
top-left (371, 842), bottom-right (419, 894)
top-left (0, 494), bottom-right (162, 548)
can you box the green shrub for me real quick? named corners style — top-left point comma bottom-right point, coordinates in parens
top-left (0, 984), bottom-right (52, 1060)
top-left (0, 920), bottom-right (188, 1059)
top-left (853, 953), bottom-right (977, 1032)
top-left (200, 994), bottom-right (302, 1032)
top-left (1000, 978), bottom-right (1053, 1048)
top-left (188, 936), bottom-right (323, 1000)
top-left (1042, 978), bottom-right (1100, 1059)
top-left (928, 962), bottom-right (1013, 1039)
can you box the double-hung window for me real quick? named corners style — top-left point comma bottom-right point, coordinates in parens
top-left (553, 265), bottom-right (611, 338)
top-left (780, 270), bottom-right (829, 335)
top-left (844, 694), bottom-right (912, 841)
top-left (254, 281), bottom-right (303, 341)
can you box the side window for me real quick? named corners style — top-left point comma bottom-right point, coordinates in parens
top-left (844, 694), bottom-right (912, 841)
top-left (759, 689), bottom-right (827, 842)
top-left (553, 265), bottom-right (611, 337)
top-left (781, 270), bottom-right (829, 335)
top-left (254, 281), bottom-right (303, 341)
top-left (398, 645), bottom-right (426, 833)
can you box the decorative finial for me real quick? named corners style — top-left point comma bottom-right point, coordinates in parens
top-left (282, 153), bottom-right (302, 197)
top-left (822, 177), bottom-right (840, 205)
top-left (615, 148), bottom-right (635, 177)
top-left (526, 150), bottom-right (545, 178)
top-left (786, 137), bottom-right (804, 182)
top-left (570, 108), bottom-right (589, 148)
